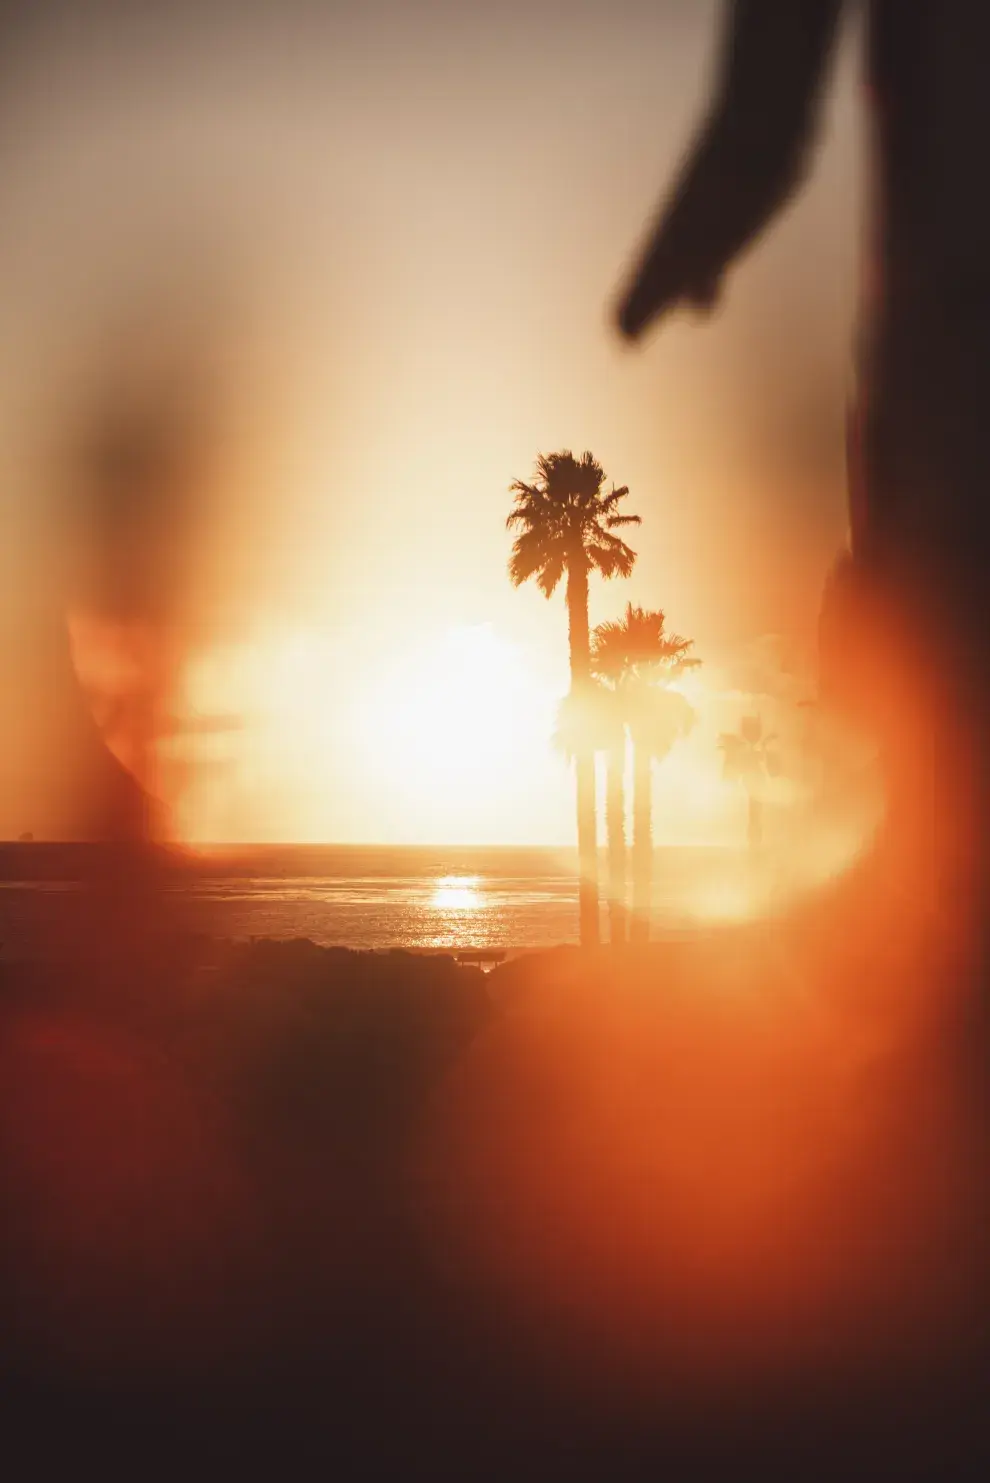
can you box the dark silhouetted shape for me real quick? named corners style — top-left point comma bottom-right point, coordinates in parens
top-left (507, 452), bottom-right (640, 947)
top-left (718, 713), bottom-right (780, 851)
top-left (616, 0), bottom-right (990, 935)
top-left (591, 604), bottom-right (698, 942)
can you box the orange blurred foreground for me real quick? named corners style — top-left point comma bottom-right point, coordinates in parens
top-left (413, 911), bottom-right (986, 1415)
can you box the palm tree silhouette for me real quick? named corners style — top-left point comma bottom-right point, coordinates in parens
top-left (718, 715), bottom-right (780, 850)
top-left (507, 452), bottom-right (639, 947)
top-left (591, 604), bottom-right (698, 942)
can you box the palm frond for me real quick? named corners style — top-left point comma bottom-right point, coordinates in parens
top-left (506, 480), bottom-right (552, 530)
top-left (588, 533), bottom-right (637, 580)
top-left (536, 553), bottom-right (566, 598)
top-left (719, 718), bottom-right (778, 784)
top-left (656, 635), bottom-right (699, 675)
top-left (506, 451), bottom-right (639, 597)
top-left (508, 528), bottom-right (564, 590)
top-left (592, 601), bottom-right (701, 683)
top-left (590, 620), bottom-right (632, 682)
top-left (574, 450), bottom-right (607, 496)
top-left (599, 484), bottom-right (630, 514)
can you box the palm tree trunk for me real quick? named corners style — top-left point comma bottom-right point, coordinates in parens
top-left (575, 754), bottom-right (599, 945)
top-left (566, 560), bottom-right (599, 947)
top-left (631, 741), bottom-right (651, 943)
top-left (605, 742), bottom-right (627, 945)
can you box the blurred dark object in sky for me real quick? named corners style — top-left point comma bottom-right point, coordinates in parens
top-left (616, 1), bottom-right (990, 341)
top-left (57, 305), bottom-right (225, 841)
top-left (616, 0), bottom-right (990, 948)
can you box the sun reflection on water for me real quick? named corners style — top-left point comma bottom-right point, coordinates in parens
top-left (431, 876), bottom-right (483, 912)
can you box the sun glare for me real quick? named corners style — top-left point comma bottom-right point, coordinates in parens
top-left (359, 623), bottom-right (559, 842)
top-left (431, 875), bottom-right (483, 911)
top-left (116, 612), bottom-right (880, 890)
top-left (378, 624), bottom-right (545, 772)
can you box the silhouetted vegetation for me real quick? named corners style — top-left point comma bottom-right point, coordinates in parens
top-left (507, 451), bottom-right (639, 946)
top-left (718, 714), bottom-right (780, 849)
top-left (592, 604), bottom-right (698, 941)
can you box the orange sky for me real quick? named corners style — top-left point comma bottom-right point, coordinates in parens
top-left (0, 1), bottom-right (865, 845)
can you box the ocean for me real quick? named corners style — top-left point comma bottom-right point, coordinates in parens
top-left (0, 843), bottom-right (760, 959)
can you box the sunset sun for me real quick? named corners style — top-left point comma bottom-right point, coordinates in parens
top-left (358, 622), bottom-right (558, 842)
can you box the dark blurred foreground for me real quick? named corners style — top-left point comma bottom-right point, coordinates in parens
top-left (0, 900), bottom-right (986, 1477)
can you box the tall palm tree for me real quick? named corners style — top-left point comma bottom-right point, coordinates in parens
top-left (507, 452), bottom-right (639, 947)
top-left (592, 604), bottom-right (698, 943)
top-left (718, 715), bottom-right (780, 849)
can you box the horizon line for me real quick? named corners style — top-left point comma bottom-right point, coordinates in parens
top-left (0, 838), bottom-right (738, 852)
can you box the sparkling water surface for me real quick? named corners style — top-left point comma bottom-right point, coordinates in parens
top-left (0, 844), bottom-right (759, 957)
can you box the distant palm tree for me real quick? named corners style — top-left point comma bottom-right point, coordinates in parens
top-left (592, 604), bottom-right (698, 942)
top-left (508, 452), bottom-right (639, 947)
top-left (718, 715), bottom-right (780, 849)
top-left (629, 686), bottom-right (698, 937)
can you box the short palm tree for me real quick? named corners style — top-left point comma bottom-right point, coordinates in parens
top-left (718, 715), bottom-right (780, 849)
top-left (507, 452), bottom-right (639, 947)
top-left (592, 604), bottom-right (698, 943)
top-left (553, 680), bottom-right (626, 944)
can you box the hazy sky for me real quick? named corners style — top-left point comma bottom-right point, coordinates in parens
top-left (0, 0), bottom-right (865, 843)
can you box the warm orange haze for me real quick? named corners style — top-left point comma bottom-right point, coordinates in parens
top-left (0, 0), bottom-right (863, 852)
top-left (0, 2), bottom-right (986, 1475)
top-left (58, 442), bottom-right (883, 949)
top-left (69, 600), bottom-right (857, 853)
